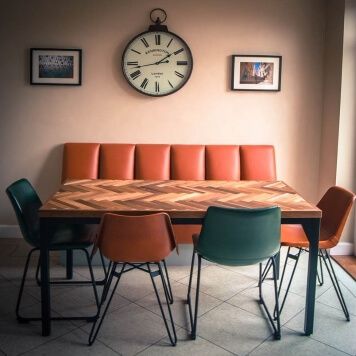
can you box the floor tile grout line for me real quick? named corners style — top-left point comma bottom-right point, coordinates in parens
top-left (133, 326), bottom-right (183, 356)
top-left (181, 329), bottom-right (239, 356)
top-left (282, 324), bottom-right (354, 356)
top-left (78, 327), bottom-right (124, 356)
top-left (17, 327), bottom-right (81, 356)
top-left (314, 299), bottom-right (356, 318)
top-left (245, 333), bottom-right (275, 355)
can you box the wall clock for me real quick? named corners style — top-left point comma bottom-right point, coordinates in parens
top-left (122, 9), bottom-right (193, 97)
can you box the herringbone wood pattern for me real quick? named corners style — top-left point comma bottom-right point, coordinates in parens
top-left (40, 180), bottom-right (321, 219)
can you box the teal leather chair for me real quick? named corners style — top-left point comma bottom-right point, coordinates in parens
top-left (187, 206), bottom-right (281, 340)
top-left (6, 178), bottom-right (105, 323)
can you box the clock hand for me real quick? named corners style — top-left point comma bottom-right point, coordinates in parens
top-left (155, 52), bottom-right (174, 65)
top-left (132, 60), bottom-right (169, 69)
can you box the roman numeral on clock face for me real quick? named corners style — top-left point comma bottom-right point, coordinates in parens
top-left (130, 70), bottom-right (141, 80)
top-left (174, 71), bottom-right (184, 78)
top-left (140, 78), bottom-right (149, 89)
top-left (167, 38), bottom-right (173, 48)
top-left (127, 61), bottom-right (138, 66)
top-left (141, 38), bottom-right (149, 48)
top-left (155, 34), bottom-right (161, 45)
top-left (131, 49), bottom-right (141, 55)
top-left (177, 61), bottom-right (188, 65)
top-left (155, 81), bottom-right (160, 93)
top-left (168, 80), bottom-right (173, 88)
top-left (174, 48), bottom-right (184, 55)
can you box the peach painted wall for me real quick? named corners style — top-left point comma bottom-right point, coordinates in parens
top-left (0, 0), bottom-right (326, 226)
top-left (335, 0), bottom-right (356, 249)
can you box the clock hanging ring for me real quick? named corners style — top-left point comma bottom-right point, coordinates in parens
top-left (122, 9), bottom-right (193, 97)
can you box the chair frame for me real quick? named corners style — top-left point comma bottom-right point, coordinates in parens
top-left (187, 250), bottom-right (281, 340)
top-left (88, 260), bottom-right (177, 346)
top-left (277, 247), bottom-right (350, 321)
top-left (16, 246), bottom-right (105, 323)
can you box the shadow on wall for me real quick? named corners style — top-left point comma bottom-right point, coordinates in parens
top-left (34, 144), bottom-right (63, 203)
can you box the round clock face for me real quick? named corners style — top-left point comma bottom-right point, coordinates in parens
top-left (122, 30), bottom-right (193, 96)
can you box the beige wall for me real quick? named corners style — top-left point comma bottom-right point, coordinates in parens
top-left (318, 0), bottom-right (344, 197)
top-left (335, 0), bottom-right (356, 248)
top-left (0, 0), bottom-right (326, 225)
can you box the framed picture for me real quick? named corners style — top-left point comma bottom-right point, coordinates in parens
top-left (231, 55), bottom-right (281, 91)
top-left (30, 48), bottom-right (82, 85)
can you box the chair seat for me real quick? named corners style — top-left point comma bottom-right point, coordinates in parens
top-left (281, 225), bottom-right (335, 249)
top-left (34, 224), bottom-right (97, 250)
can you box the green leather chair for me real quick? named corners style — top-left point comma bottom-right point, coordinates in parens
top-left (6, 178), bottom-right (105, 323)
top-left (187, 206), bottom-right (281, 340)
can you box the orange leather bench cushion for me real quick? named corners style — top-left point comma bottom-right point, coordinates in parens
top-left (100, 144), bottom-right (135, 179)
top-left (206, 145), bottom-right (240, 180)
top-left (135, 144), bottom-right (170, 180)
top-left (240, 145), bottom-right (276, 180)
top-left (171, 145), bottom-right (205, 180)
top-left (62, 143), bottom-right (100, 182)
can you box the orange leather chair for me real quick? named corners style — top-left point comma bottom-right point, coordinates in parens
top-left (277, 186), bottom-right (355, 320)
top-left (88, 213), bottom-right (178, 346)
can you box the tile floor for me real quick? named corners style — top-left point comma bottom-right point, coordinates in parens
top-left (0, 239), bottom-right (355, 356)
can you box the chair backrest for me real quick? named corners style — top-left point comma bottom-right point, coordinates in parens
top-left (96, 213), bottom-right (177, 263)
top-left (318, 186), bottom-right (355, 246)
top-left (196, 206), bottom-right (281, 266)
top-left (6, 178), bottom-right (42, 247)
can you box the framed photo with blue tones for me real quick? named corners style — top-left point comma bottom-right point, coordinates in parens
top-left (30, 48), bottom-right (82, 85)
top-left (231, 55), bottom-right (281, 91)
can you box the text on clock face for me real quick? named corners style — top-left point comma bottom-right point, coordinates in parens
top-left (122, 31), bottom-right (192, 96)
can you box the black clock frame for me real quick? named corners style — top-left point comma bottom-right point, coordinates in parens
top-left (121, 25), bottom-right (193, 97)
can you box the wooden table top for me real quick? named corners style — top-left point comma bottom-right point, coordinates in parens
top-left (39, 179), bottom-right (321, 219)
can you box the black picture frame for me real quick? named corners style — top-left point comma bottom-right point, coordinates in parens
top-left (30, 48), bottom-right (82, 85)
top-left (231, 55), bottom-right (282, 91)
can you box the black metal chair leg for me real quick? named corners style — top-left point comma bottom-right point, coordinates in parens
top-left (100, 262), bottom-right (116, 304)
top-left (275, 247), bottom-right (301, 318)
top-left (88, 263), bottom-right (126, 346)
top-left (82, 248), bottom-right (100, 315)
top-left (187, 250), bottom-right (196, 327)
top-left (16, 248), bottom-right (38, 323)
top-left (321, 250), bottom-right (350, 321)
top-left (36, 247), bottom-right (108, 286)
top-left (259, 257), bottom-right (281, 339)
top-left (162, 260), bottom-right (174, 304)
top-left (260, 258), bottom-right (272, 286)
top-left (187, 252), bottom-right (202, 340)
top-left (99, 250), bottom-right (108, 278)
top-left (147, 263), bottom-right (177, 346)
top-left (317, 250), bottom-right (324, 286)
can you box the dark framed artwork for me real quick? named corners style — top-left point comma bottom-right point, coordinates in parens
top-left (30, 48), bottom-right (82, 85)
top-left (231, 55), bottom-right (282, 91)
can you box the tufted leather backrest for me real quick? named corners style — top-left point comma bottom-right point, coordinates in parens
top-left (100, 144), bottom-right (135, 179)
top-left (240, 145), bottom-right (276, 180)
top-left (62, 143), bottom-right (100, 182)
top-left (171, 145), bottom-right (205, 180)
top-left (135, 144), bottom-right (170, 180)
top-left (62, 143), bottom-right (276, 182)
top-left (206, 145), bottom-right (240, 180)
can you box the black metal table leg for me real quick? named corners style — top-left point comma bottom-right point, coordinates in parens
top-left (302, 217), bottom-right (320, 336)
top-left (40, 217), bottom-right (51, 336)
top-left (66, 250), bottom-right (73, 280)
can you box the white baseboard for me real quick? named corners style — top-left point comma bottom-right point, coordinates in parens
top-left (0, 225), bottom-right (21, 238)
top-left (330, 242), bottom-right (354, 256)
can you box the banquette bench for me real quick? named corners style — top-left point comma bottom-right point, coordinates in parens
top-left (61, 143), bottom-right (276, 243)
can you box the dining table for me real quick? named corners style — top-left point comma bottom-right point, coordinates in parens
top-left (39, 179), bottom-right (321, 337)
